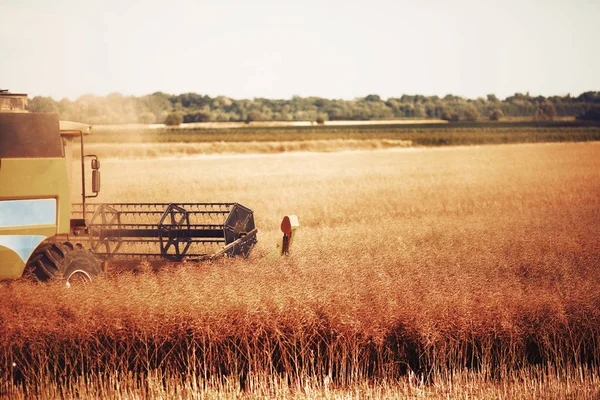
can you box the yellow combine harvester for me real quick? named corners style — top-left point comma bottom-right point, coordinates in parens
top-left (0, 90), bottom-right (298, 285)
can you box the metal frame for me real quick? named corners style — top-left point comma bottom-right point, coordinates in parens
top-left (73, 202), bottom-right (257, 261)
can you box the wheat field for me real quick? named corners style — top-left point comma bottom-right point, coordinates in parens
top-left (85, 139), bottom-right (412, 159)
top-left (1, 142), bottom-right (600, 398)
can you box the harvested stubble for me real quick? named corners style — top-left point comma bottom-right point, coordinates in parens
top-left (3, 366), bottom-right (600, 399)
top-left (85, 139), bottom-right (412, 159)
top-left (1, 142), bottom-right (600, 397)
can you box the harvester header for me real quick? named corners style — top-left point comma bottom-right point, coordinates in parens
top-left (74, 202), bottom-right (257, 261)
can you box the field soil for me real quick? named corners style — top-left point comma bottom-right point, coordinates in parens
top-left (2, 142), bottom-right (600, 398)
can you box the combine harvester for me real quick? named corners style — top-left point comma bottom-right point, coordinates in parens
top-left (0, 90), bottom-right (298, 285)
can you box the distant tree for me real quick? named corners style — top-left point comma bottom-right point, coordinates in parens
top-left (364, 94), bottom-right (381, 102)
top-left (578, 105), bottom-right (600, 121)
top-left (385, 98), bottom-right (399, 111)
top-left (316, 114), bottom-right (327, 124)
top-left (413, 95), bottom-right (426, 104)
top-left (184, 110), bottom-right (213, 123)
top-left (176, 92), bottom-right (210, 108)
top-left (138, 112), bottom-right (157, 124)
top-left (441, 110), bottom-right (460, 122)
top-left (487, 94), bottom-right (499, 102)
top-left (313, 98), bottom-right (327, 107)
top-left (535, 102), bottom-right (557, 121)
top-left (432, 105), bottom-right (446, 119)
top-left (413, 104), bottom-right (425, 118)
top-left (138, 93), bottom-right (172, 122)
top-left (245, 110), bottom-right (264, 123)
top-left (489, 109), bottom-right (504, 121)
top-left (576, 91), bottom-right (600, 103)
top-left (463, 104), bottom-right (479, 121)
top-left (212, 96), bottom-right (233, 109)
top-left (164, 112), bottom-right (183, 126)
top-left (29, 96), bottom-right (59, 113)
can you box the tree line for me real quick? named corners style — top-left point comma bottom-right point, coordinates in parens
top-left (28, 91), bottom-right (600, 125)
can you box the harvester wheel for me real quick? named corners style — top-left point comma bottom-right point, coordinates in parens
top-left (24, 241), bottom-right (103, 286)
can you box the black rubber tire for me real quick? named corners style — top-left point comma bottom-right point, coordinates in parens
top-left (24, 241), bottom-right (103, 285)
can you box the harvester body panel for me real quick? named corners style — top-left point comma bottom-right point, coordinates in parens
top-left (0, 111), bottom-right (71, 278)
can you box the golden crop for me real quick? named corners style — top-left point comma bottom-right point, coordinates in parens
top-left (2, 142), bottom-right (599, 398)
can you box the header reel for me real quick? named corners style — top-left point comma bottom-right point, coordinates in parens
top-left (77, 202), bottom-right (257, 262)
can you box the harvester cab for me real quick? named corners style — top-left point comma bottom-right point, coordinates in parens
top-left (0, 89), bottom-right (298, 285)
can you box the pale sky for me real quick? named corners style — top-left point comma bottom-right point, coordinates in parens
top-left (1, 0), bottom-right (598, 100)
